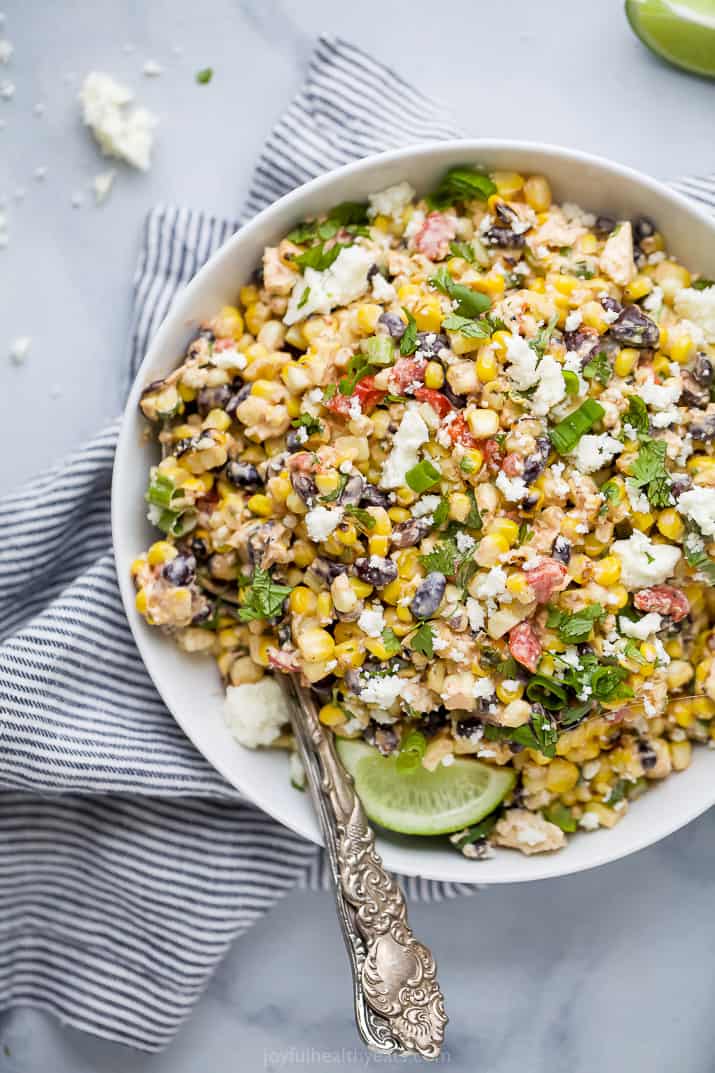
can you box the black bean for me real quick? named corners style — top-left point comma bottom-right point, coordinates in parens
top-left (608, 305), bottom-right (660, 349)
top-left (162, 554), bottom-right (196, 586)
top-left (173, 436), bottom-right (198, 457)
top-left (377, 312), bottom-right (406, 339)
top-left (689, 414), bottom-right (715, 441)
top-left (225, 382), bottom-right (252, 417)
top-left (290, 472), bottom-right (318, 504)
top-left (680, 373), bottom-right (709, 408)
top-left (189, 536), bottom-right (210, 562)
top-left (594, 215), bottom-right (617, 236)
top-left (225, 461), bottom-right (261, 489)
top-left (197, 384), bottom-right (232, 416)
top-left (551, 536), bottom-right (572, 565)
top-left (670, 474), bottom-right (692, 498)
top-left (415, 332), bottom-right (449, 359)
top-left (343, 669), bottom-right (363, 695)
top-left (410, 572), bottom-right (446, 619)
top-left (391, 517), bottom-right (433, 549)
top-left (633, 216), bottom-right (656, 244)
top-left (367, 262), bottom-right (380, 282)
top-left (693, 354), bottom-right (714, 386)
top-left (482, 227), bottom-right (525, 248)
top-left (421, 709), bottom-right (449, 737)
top-left (338, 474), bottom-right (365, 506)
top-left (522, 437), bottom-right (550, 484)
top-left (601, 295), bottom-right (623, 316)
top-left (191, 604), bottom-right (212, 624)
top-left (364, 722), bottom-right (399, 756)
top-left (354, 556), bottom-right (398, 588)
top-left (198, 328), bottom-right (216, 343)
top-left (309, 557), bottom-right (348, 584)
top-left (563, 329), bottom-right (600, 363)
top-left (277, 622), bottom-right (292, 646)
top-left (360, 483), bottom-right (394, 509)
top-left (441, 379), bottom-right (467, 409)
top-left (455, 716), bottom-right (483, 740)
top-left (638, 739), bottom-right (658, 770)
top-left (285, 429), bottom-right (305, 453)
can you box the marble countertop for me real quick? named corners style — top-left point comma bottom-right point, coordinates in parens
top-left (1, 1), bottom-right (714, 1070)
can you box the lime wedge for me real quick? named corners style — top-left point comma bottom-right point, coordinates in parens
top-left (625, 0), bottom-right (715, 78)
top-left (335, 739), bottom-right (515, 836)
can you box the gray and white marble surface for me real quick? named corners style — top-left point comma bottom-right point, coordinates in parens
top-left (1, 1), bottom-right (714, 1070)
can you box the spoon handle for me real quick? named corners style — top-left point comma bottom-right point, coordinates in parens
top-left (281, 675), bottom-right (447, 1060)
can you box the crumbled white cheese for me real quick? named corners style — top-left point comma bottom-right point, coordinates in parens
top-left (305, 505), bottom-right (344, 542)
top-left (359, 674), bottom-right (403, 708)
top-left (412, 494), bottom-right (441, 518)
top-left (639, 377), bottom-right (681, 411)
top-left (504, 332), bottom-right (539, 390)
top-left (224, 677), bottom-right (289, 748)
top-left (643, 285), bottom-right (663, 313)
top-left (441, 754), bottom-right (455, 767)
top-left (368, 181), bottom-right (415, 220)
top-left (612, 530), bottom-right (681, 590)
top-left (472, 566), bottom-right (507, 601)
top-left (625, 479), bottom-right (650, 515)
top-left (466, 597), bottom-right (485, 632)
top-left (371, 273), bottom-right (396, 302)
top-left (284, 244), bottom-right (373, 325)
top-left (531, 354), bottom-right (566, 416)
top-left (564, 310), bottom-right (582, 332)
top-left (674, 286), bottom-right (715, 343)
top-left (496, 471), bottom-right (528, 502)
top-left (357, 606), bottom-right (385, 638)
top-left (404, 209), bottom-right (425, 239)
top-left (677, 487), bottom-right (715, 537)
top-left (579, 811), bottom-right (600, 831)
top-left (473, 677), bottom-right (495, 700)
top-left (456, 532), bottom-right (476, 555)
top-left (619, 612), bottom-right (662, 640)
top-left (650, 408), bottom-right (680, 429)
top-left (92, 169), bottom-right (116, 204)
top-left (9, 335), bottom-right (30, 365)
top-left (0, 78), bottom-right (14, 99)
top-left (380, 406), bottom-right (429, 489)
top-left (571, 433), bottom-right (623, 475)
top-left (80, 71), bottom-right (157, 170)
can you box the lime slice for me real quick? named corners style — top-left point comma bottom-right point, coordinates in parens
top-left (335, 739), bottom-right (515, 836)
top-left (625, 0), bottom-right (715, 78)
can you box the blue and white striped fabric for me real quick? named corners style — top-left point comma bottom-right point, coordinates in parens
top-left (0, 36), bottom-right (471, 1054)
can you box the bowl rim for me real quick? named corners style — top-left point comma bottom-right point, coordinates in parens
top-left (112, 137), bottom-right (715, 884)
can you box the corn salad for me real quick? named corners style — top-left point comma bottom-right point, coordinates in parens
top-left (132, 166), bottom-right (715, 858)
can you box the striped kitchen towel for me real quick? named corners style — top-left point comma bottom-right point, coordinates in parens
top-left (0, 36), bottom-right (470, 1054)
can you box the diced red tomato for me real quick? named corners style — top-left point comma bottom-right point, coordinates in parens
top-left (390, 356), bottom-right (427, 393)
top-left (414, 387), bottom-right (453, 419)
top-left (483, 437), bottom-right (505, 472)
top-left (509, 621), bottom-right (541, 673)
top-left (413, 211), bottom-right (457, 260)
top-left (445, 413), bottom-right (478, 448)
top-left (634, 585), bottom-right (690, 623)
top-left (326, 375), bottom-right (385, 417)
top-left (524, 559), bottom-right (568, 604)
top-left (502, 452), bottom-right (524, 477)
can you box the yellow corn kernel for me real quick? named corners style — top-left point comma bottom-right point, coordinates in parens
top-left (614, 348), bottom-right (639, 378)
top-left (356, 303), bottom-right (382, 335)
top-left (178, 382), bottom-right (197, 402)
top-left (244, 302), bottom-right (269, 336)
top-left (489, 519), bottom-right (520, 546)
top-left (471, 272), bottom-right (506, 298)
top-left (315, 591), bottom-right (333, 619)
top-left (334, 639), bottom-right (365, 670)
top-left (670, 333), bottom-right (694, 365)
top-left (524, 175), bottom-right (552, 212)
top-left (581, 300), bottom-right (609, 333)
top-left (475, 349), bottom-right (498, 383)
top-left (349, 578), bottom-right (374, 600)
top-left (315, 471), bottom-right (340, 496)
top-left (247, 494), bottom-right (272, 517)
top-left (505, 572), bottom-right (532, 601)
top-left (492, 171), bottom-right (524, 197)
top-left (467, 408), bottom-right (500, 438)
top-left (461, 447), bottom-right (484, 474)
top-left (584, 803), bottom-right (621, 829)
top-left (369, 507), bottom-right (392, 535)
top-left (368, 534), bottom-right (390, 557)
top-left (623, 275), bottom-right (653, 303)
top-left (130, 556), bottom-right (146, 576)
top-left (656, 508), bottom-right (684, 542)
top-left (546, 758), bottom-right (580, 794)
top-left (448, 492), bottom-right (472, 523)
top-left (687, 454), bottom-right (715, 475)
top-left (669, 739), bottom-right (692, 771)
top-left (496, 679), bottom-right (524, 704)
top-left (396, 604), bottom-right (413, 624)
top-left (239, 284), bottom-right (259, 307)
top-left (396, 548), bottom-right (420, 578)
top-left (291, 540), bottom-right (315, 568)
top-left (319, 703), bottom-right (346, 727)
top-left (665, 638), bottom-right (684, 660)
top-left (214, 305), bottom-right (244, 341)
top-left (582, 533), bottom-right (607, 558)
top-left (413, 295), bottom-right (443, 332)
top-left (694, 696), bottom-right (715, 718)
top-left (653, 259), bottom-right (691, 299)
top-left (289, 586), bottom-right (317, 615)
top-left (388, 507), bottom-right (411, 524)
top-left (651, 352), bottom-right (673, 378)
top-left (298, 627), bottom-right (335, 662)
top-left (284, 324), bottom-right (307, 351)
top-left (552, 273), bottom-right (577, 296)
top-left (631, 511), bottom-right (655, 533)
top-left (591, 555), bottom-right (620, 586)
top-left (217, 627), bottom-right (241, 650)
top-left (475, 533), bottom-right (509, 566)
top-left (147, 541), bottom-right (178, 566)
top-left (670, 698), bottom-right (696, 728)
top-left (285, 397), bottom-right (301, 419)
top-left (381, 579), bottom-right (402, 605)
top-left (365, 636), bottom-right (400, 661)
top-left (371, 213), bottom-right (392, 232)
top-left (203, 408), bottom-right (232, 432)
top-left (608, 584), bottom-right (629, 610)
top-left (491, 330), bottom-right (512, 357)
top-left (579, 233), bottom-right (598, 255)
top-left (424, 361), bottom-right (445, 389)
top-left (335, 522), bottom-right (358, 546)
top-left (135, 589), bottom-right (148, 614)
top-left (251, 379), bottom-right (283, 404)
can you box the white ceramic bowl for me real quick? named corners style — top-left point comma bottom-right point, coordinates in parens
top-left (113, 140), bottom-right (715, 884)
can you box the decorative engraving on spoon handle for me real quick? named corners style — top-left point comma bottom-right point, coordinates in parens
top-left (283, 676), bottom-right (448, 1059)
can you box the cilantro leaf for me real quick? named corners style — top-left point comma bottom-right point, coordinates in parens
top-left (343, 505), bottom-right (376, 531)
top-left (583, 351), bottom-right (612, 386)
top-left (293, 241), bottom-right (347, 272)
top-left (630, 439), bottom-right (672, 509)
top-left (411, 622), bottom-right (434, 659)
top-left (449, 240), bottom-right (476, 263)
top-left (622, 396), bottom-right (650, 439)
top-left (546, 603), bottom-right (604, 644)
top-left (428, 166), bottom-right (497, 210)
top-left (442, 313), bottom-right (492, 339)
top-left (529, 314), bottom-right (558, 358)
top-left (429, 267), bottom-right (491, 317)
top-left (692, 279), bottom-right (715, 291)
top-left (381, 627), bottom-right (401, 657)
top-left (484, 709), bottom-right (559, 758)
top-left (291, 413), bottom-right (323, 435)
top-left (400, 308), bottom-right (418, 356)
top-left (419, 538), bottom-right (458, 575)
top-left (684, 530), bottom-right (715, 583)
top-left (195, 67), bottom-right (213, 84)
top-left (238, 568), bottom-right (292, 623)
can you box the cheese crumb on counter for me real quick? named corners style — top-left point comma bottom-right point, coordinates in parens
top-left (9, 336), bottom-right (31, 364)
top-left (79, 71), bottom-right (158, 170)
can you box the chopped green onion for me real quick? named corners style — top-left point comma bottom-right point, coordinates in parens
top-left (405, 459), bottom-right (441, 493)
top-left (549, 399), bottom-right (605, 454)
top-left (395, 729), bottom-right (427, 773)
top-left (365, 334), bottom-right (395, 366)
top-left (525, 673), bottom-right (568, 711)
top-left (562, 370), bottom-right (580, 395)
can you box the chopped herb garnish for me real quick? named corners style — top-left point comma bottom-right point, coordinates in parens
top-left (419, 538), bottom-right (458, 576)
top-left (381, 627), bottom-right (401, 658)
top-left (449, 240), bottom-right (476, 263)
top-left (286, 201), bottom-right (369, 245)
top-left (339, 338), bottom-right (394, 395)
top-left (525, 673), bottom-right (568, 712)
top-left (684, 531), bottom-right (715, 583)
top-left (442, 313), bottom-right (492, 338)
top-left (549, 398), bottom-right (605, 454)
top-left (291, 413), bottom-right (323, 435)
top-left (323, 384), bottom-right (337, 401)
top-left (428, 166), bottom-right (497, 210)
top-left (583, 351), bottom-right (612, 386)
top-left (529, 314), bottom-right (558, 358)
top-left (429, 266), bottom-right (491, 317)
top-left (297, 286), bottom-right (310, 310)
top-left (405, 459), bottom-right (442, 493)
top-left (630, 438), bottom-right (671, 509)
top-left (464, 489), bottom-right (483, 531)
top-left (485, 709), bottom-right (559, 758)
top-left (293, 241), bottom-right (348, 272)
top-left (399, 308), bottom-right (418, 356)
top-left (605, 778), bottom-right (629, 807)
top-left (451, 811), bottom-right (501, 848)
top-left (411, 622), bottom-right (435, 659)
top-left (195, 67), bottom-right (214, 84)
top-left (320, 472), bottom-right (349, 503)
top-left (543, 802), bottom-right (578, 833)
top-left (517, 521), bottom-right (533, 546)
top-left (431, 497), bottom-right (449, 528)
top-left (573, 261), bottom-right (595, 279)
top-left (546, 603), bottom-right (604, 644)
top-left (622, 396), bottom-right (650, 439)
top-left (238, 568), bottom-right (292, 623)
top-left (395, 729), bottom-right (427, 773)
top-left (692, 279), bottom-right (715, 291)
top-left (343, 505), bottom-right (376, 531)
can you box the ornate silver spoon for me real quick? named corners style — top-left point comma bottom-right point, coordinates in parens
top-left (280, 675), bottom-right (448, 1060)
